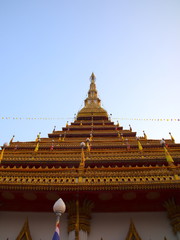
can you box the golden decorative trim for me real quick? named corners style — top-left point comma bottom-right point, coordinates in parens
top-left (0, 161), bottom-right (179, 192)
top-left (0, 172), bottom-right (179, 186)
top-left (67, 199), bottom-right (94, 234)
top-left (16, 219), bottom-right (32, 240)
top-left (125, 221), bottom-right (142, 240)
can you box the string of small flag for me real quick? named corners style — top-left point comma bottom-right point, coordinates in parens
top-left (0, 117), bottom-right (72, 120)
top-left (115, 118), bottom-right (180, 122)
top-left (0, 116), bottom-right (180, 121)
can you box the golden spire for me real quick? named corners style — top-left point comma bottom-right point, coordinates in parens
top-left (87, 72), bottom-right (99, 104)
top-left (90, 72), bottom-right (96, 82)
top-left (77, 74), bottom-right (108, 118)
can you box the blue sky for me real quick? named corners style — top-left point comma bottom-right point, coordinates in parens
top-left (0, 0), bottom-right (180, 145)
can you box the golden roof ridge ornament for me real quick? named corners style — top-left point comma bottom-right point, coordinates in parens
top-left (125, 220), bottom-right (142, 240)
top-left (16, 218), bottom-right (32, 240)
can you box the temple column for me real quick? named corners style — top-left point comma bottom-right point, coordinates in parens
top-left (164, 198), bottom-right (180, 240)
top-left (67, 199), bottom-right (94, 240)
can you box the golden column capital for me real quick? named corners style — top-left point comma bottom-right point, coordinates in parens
top-left (67, 199), bottom-right (94, 234)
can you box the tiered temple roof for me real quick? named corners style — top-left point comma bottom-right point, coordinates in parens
top-left (0, 73), bottom-right (180, 212)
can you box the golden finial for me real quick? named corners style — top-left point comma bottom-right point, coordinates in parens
top-left (9, 135), bottom-right (15, 145)
top-left (169, 132), bottom-right (175, 143)
top-left (143, 130), bottom-right (147, 140)
top-left (129, 124), bottom-right (132, 131)
top-left (90, 72), bottom-right (96, 82)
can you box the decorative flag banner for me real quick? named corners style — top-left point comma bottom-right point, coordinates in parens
top-left (52, 219), bottom-right (60, 240)
top-left (1, 117), bottom-right (73, 120)
top-left (34, 142), bottom-right (39, 152)
top-left (0, 116), bottom-right (180, 122)
top-left (114, 118), bottom-right (180, 122)
top-left (137, 140), bottom-right (143, 151)
top-left (164, 147), bottom-right (174, 163)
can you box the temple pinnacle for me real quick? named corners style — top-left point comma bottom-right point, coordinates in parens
top-left (90, 72), bottom-right (96, 82)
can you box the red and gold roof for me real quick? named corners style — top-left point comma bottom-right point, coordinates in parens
top-left (0, 73), bottom-right (180, 212)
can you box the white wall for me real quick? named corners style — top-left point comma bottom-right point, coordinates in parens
top-left (0, 211), bottom-right (68, 240)
top-left (0, 211), bottom-right (176, 240)
top-left (89, 212), bottom-right (175, 240)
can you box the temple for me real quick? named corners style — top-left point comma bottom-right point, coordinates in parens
top-left (0, 73), bottom-right (180, 240)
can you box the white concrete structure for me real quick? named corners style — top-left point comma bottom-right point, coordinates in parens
top-left (0, 211), bottom-right (177, 240)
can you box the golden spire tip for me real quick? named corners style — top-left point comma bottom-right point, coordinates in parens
top-left (90, 72), bottom-right (96, 82)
